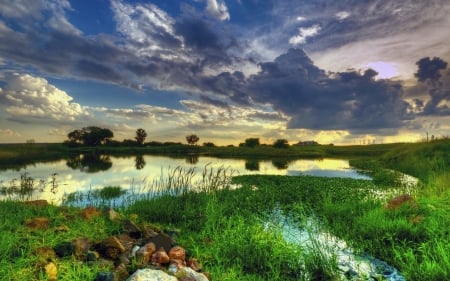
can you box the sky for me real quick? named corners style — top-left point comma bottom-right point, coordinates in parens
top-left (1, 0), bottom-right (450, 146)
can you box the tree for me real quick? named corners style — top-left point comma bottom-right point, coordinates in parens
top-left (186, 134), bottom-right (200, 145)
top-left (66, 126), bottom-right (113, 146)
top-left (135, 128), bottom-right (147, 145)
top-left (273, 139), bottom-right (289, 148)
top-left (244, 138), bottom-right (260, 147)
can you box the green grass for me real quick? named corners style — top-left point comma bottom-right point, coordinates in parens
top-left (0, 139), bottom-right (449, 280)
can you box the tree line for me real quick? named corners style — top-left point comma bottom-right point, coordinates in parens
top-left (65, 126), bottom-right (302, 148)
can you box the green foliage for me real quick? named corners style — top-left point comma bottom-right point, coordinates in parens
top-left (273, 139), bottom-right (290, 148)
top-left (186, 134), bottom-right (200, 145)
top-left (66, 126), bottom-right (114, 146)
top-left (135, 128), bottom-right (147, 145)
top-left (241, 138), bottom-right (260, 147)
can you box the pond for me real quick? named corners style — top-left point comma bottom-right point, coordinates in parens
top-left (0, 154), bottom-right (370, 203)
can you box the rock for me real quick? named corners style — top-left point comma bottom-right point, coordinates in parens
top-left (117, 234), bottom-right (135, 252)
top-left (73, 237), bottom-right (91, 258)
top-left (54, 224), bottom-right (70, 233)
top-left (95, 272), bottom-right (115, 281)
top-left (178, 267), bottom-right (209, 281)
top-left (122, 220), bottom-right (141, 238)
top-left (105, 207), bottom-right (121, 221)
top-left (54, 242), bottom-right (75, 258)
top-left (115, 263), bottom-right (130, 281)
top-left (79, 206), bottom-right (101, 220)
top-left (103, 236), bottom-right (126, 253)
top-left (151, 247), bottom-right (170, 265)
top-left (126, 269), bottom-right (177, 281)
top-left (24, 217), bottom-right (50, 230)
top-left (146, 232), bottom-right (174, 252)
top-left (44, 261), bottom-right (57, 281)
top-left (169, 246), bottom-right (185, 261)
top-left (385, 194), bottom-right (418, 210)
top-left (135, 242), bottom-right (156, 265)
top-left (187, 258), bottom-right (202, 272)
top-left (35, 246), bottom-right (57, 262)
top-left (86, 251), bottom-right (100, 262)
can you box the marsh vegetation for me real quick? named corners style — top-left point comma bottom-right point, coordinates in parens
top-left (0, 140), bottom-right (449, 280)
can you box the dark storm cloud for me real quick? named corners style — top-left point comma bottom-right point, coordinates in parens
top-left (243, 49), bottom-right (412, 131)
top-left (410, 58), bottom-right (450, 116)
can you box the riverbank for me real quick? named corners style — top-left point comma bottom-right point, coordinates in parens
top-left (0, 140), bottom-right (448, 280)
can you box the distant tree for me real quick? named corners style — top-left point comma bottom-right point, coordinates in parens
top-left (135, 128), bottom-right (147, 145)
top-left (273, 139), bottom-right (289, 148)
top-left (186, 134), bottom-right (200, 145)
top-left (244, 138), bottom-right (260, 147)
top-left (203, 142), bottom-right (215, 147)
top-left (66, 126), bottom-right (113, 146)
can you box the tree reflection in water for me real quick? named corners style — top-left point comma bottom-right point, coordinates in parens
top-left (135, 155), bottom-right (146, 170)
top-left (66, 153), bottom-right (112, 173)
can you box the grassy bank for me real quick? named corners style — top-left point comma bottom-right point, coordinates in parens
top-left (0, 140), bottom-right (448, 280)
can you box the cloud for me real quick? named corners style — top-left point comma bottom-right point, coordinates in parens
top-left (335, 11), bottom-right (350, 20)
top-left (0, 73), bottom-right (89, 122)
top-left (289, 24), bottom-right (321, 45)
top-left (205, 0), bottom-right (230, 21)
top-left (414, 57), bottom-right (448, 83)
top-left (244, 49), bottom-right (411, 132)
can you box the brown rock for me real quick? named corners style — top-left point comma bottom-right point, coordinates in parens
top-left (79, 206), bottom-right (101, 220)
top-left (115, 263), bottom-right (130, 281)
top-left (169, 246), bottom-right (185, 261)
top-left (136, 242), bottom-right (156, 265)
top-left (54, 224), bottom-right (70, 233)
top-left (151, 247), bottom-right (170, 265)
top-left (146, 232), bottom-right (174, 252)
top-left (105, 247), bottom-right (121, 260)
top-left (122, 220), bottom-right (141, 238)
top-left (103, 236), bottom-right (126, 253)
top-left (25, 217), bottom-right (50, 230)
top-left (187, 258), bottom-right (202, 272)
top-left (386, 194), bottom-right (418, 210)
top-left (73, 237), bottom-right (91, 258)
top-left (117, 234), bottom-right (135, 252)
top-left (35, 247), bottom-right (57, 262)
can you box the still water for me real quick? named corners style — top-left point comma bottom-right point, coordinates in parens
top-left (0, 155), bottom-right (369, 203)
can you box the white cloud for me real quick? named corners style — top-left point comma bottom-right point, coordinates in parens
top-left (289, 24), bottom-right (321, 45)
top-left (0, 0), bottom-right (81, 35)
top-left (205, 0), bottom-right (230, 21)
top-left (0, 73), bottom-right (89, 121)
top-left (0, 128), bottom-right (21, 137)
top-left (335, 11), bottom-right (351, 20)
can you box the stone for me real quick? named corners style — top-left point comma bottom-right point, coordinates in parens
top-left (146, 232), bottom-right (174, 252)
top-left (45, 261), bottom-right (57, 281)
top-left (135, 242), bottom-right (156, 265)
top-left (126, 269), bottom-right (177, 281)
top-left (24, 217), bottom-right (50, 230)
top-left (151, 247), bottom-right (170, 265)
top-left (178, 267), bottom-right (209, 281)
top-left (73, 237), bottom-right (91, 258)
top-left (169, 246), bottom-right (185, 261)
top-left (54, 242), bottom-right (75, 258)
top-left (103, 236), bottom-right (126, 253)
top-left (79, 206), bottom-right (101, 220)
top-left (95, 272), bottom-right (115, 281)
top-left (54, 224), bottom-right (70, 233)
top-left (122, 220), bottom-right (141, 238)
top-left (117, 234), bottom-right (135, 252)
top-left (385, 194), bottom-right (418, 210)
top-left (115, 263), bottom-right (130, 281)
top-left (105, 207), bottom-right (121, 221)
top-left (187, 258), bottom-right (202, 272)
top-left (86, 251), bottom-right (100, 262)
top-left (35, 247), bottom-right (57, 263)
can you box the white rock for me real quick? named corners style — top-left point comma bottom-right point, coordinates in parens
top-left (178, 267), bottom-right (209, 281)
top-left (126, 269), bottom-right (177, 281)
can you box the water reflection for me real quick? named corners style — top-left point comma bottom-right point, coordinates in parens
top-left (66, 153), bottom-right (112, 173)
top-left (0, 156), bottom-right (369, 203)
top-left (135, 155), bottom-right (146, 170)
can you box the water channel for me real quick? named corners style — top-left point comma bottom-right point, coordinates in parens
top-left (0, 155), bottom-right (369, 203)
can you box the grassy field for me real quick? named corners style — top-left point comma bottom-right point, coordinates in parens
top-left (0, 140), bottom-right (449, 280)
